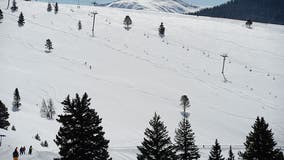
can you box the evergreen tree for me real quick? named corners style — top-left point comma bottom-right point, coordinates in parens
top-left (11, 125), bottom-right (16, 131)
top-left (239, 116), bottom-right (284, 160)
top-left (175, 118), bottom-right (200, 160)
top-left (45, 39), bottom-right (53, 53)
top-left (47, 98), bottom-right (55, 119)
top-left (0, 9), bottom-right (3, 22)
top-left (54, 93), bottom-right (111, 160)
top-left (10, 0), bottom-right (18, 12)
top-left (227, 146), bottom-right (234, 160)
top-left (137, 112), bottom-right (176, 160)
top-left (123, 15), bottom-right (132, 29)
top-left (159, 22), bottom-right (165, 37)
top-left (78, 20), bottom-right (82, 30)
top-left (12, 88), bottom-right (21, 111)
top-left (40, 99), bottom-right (48, 118)
top-left (54, 2), bottom-right (58, 14)
top-left (0, 100), bottom-right (10, 130)
top-left (208, 139), bottom-right (225, 160)
top-left (17, 12), bottom-right (25, 27)
top-left (47, 3), bottom-right (52, 12)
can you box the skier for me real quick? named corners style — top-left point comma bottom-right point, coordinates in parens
top-left (28, 145), bottom-right (32, 155)
top-left (12, 147), bottom-right (19, 160)
top-left (23, 146), bottom-right (26, 154)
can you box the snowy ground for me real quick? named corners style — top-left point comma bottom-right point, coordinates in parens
top-left (0, 0), bottom-right (284, 159)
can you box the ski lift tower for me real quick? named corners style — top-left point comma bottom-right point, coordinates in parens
top-left (90, 11), bottom-right (98, 37)
top-left (0, 135), bottom-right (6, 147)
top-left (220, 54), bottom-right (228, 82)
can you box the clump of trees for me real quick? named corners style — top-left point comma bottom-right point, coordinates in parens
top-left (0, 9), bottom-right (3, 22)
top-left (40, 98), bottom-right (55, 119)
top-left (245, 19), bottom-right (253, 28)
top-left (45, 39), bottom-right (53, 53)
top-left (17, 12), bottom-right (25, 27)
top-left (47, 3), bottom-right (52, 12)
top-left (10, 0), bottom-right (18, 12)
top-left (0, 100), bottom-right (10, 130)
top-left (12, 88), bottom-right (21, 111)
top-left (41, 140), bottom-right (48, 147)
top-left (123, 15), bottom-right (132, 30)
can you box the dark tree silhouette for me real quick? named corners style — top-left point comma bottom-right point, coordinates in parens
top-left (17, 12), bottom-right (25, 27)
top-left (159, 22), bottom-right (165, 37)
top-left (12, 88), bottom-right (21, 111)
top-left (55, 93), bottom-right (111, 160)
top-left (208, 139), bottom-right (225, 160)
top-left (0, 9), bottom-right (3, 22)
top-left (123, 15), bottom-right (132, 30)
top-left (78, 20), bottom-right (82, 30)
top-left (10, 0), bottom-right (18, 12)
top-left (0, 100), bottom-right (10, 130)
top-left (54, 2), bottom-right (58, 14)
top-left (239, 117), bottom-right (284, 160)
top-left (45, 39), bottom-right (53, 53)
top-left (47, 3), bottom-right (52, 12)
top-left (227, 146), bottom-right (234, 160)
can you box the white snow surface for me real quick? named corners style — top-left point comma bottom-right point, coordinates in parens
top-left (106, 0), bottom-right (199, 13)
top-left (0, 0), bottom-right (284, 159)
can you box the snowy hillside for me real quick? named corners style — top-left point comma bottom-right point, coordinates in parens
top-left (0, 0), bottom-right (284, 159)
top-left (105, 0), bottom-right (199, 13)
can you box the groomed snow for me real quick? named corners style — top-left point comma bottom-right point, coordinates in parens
top-left (0, 0), bottom-right (284, 159)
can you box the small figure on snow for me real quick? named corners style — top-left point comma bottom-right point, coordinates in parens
top-left (13, 147), bottom-right (19, 160)
top-left (159, 22), bottom-right (165, 37)
top-left (28, 145), bottom-right (32, 155)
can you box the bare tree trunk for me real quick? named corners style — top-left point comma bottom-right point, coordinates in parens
top-left (7, 0), bottom-right (10, 9)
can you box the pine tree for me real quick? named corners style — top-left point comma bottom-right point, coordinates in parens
top-left (12, 88), bottom-right (21, 111)
top-left (137, 112), bottom-right (176, 160)
top-left (123, 15), bottom-right (132, 29)
top-left (11, 125), bottom-right (16, 131)
top-left (40, 99), bottom-right (48, 118)
top-left (54, 93), bottom-right (111, 160)
top-left (10, 0), bottom-right (18, 12)
top-left (47, 3), bottom-right (52, 12)
top-left (18, 12), bottom-right (25, 27)
top-left (45, 39), bottom-right (53, 53)
top-left (175, 118), bottom-right (200, 160)
top-left (159, 22), bottom-right (165, 37)
top-left (239, 116), bottom-right (284, 160)
top-left (208, 139), bottom-right (225, 160)
top-left (78, 20), bottom-right (82, 30)
top-left (0, 100), bottom-right (10, 130)
top-left (54, 2), bottom-right (58, 14)
top-left (227, 146), bottom-right (234, 160)
top-left (47, 98), bottom-right (55, 119)
top-left (0, 9), bottom-right (3, 22)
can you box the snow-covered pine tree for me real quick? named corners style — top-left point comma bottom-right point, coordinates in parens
top-left (47, 3), bottom-right (52, 12)
top-left (239, 117), bottom-right (284, 160)
top-left (45, 39), bottom-right (53, 53)
top-left (47, 98), bottom-right (55, 119)
top-left (159, 22), bottom-right (165, 37)
top-left (78, 20), bottom-right (82, 30)
top-left (18, 12), bottom-right (25, 27)
top-left (54, 2), bottom-right (58, 14)
top-left (123, 15), bottom-right (132, 30)
top-left (12, 88), bottom-right (21, 111)
top-left (54, 93), bottom-right (111, 160)
top-left (0, 100), bottom-right (10, 130)
top-left (40, 99), bottom-right (48, 118)
top-left (10, 0), bottom-right (18, 12)
top-left (0, 9), bottom-right (3, 22)
top-left (137, 112), bottom-right (176, 160)
top-left (227, 146), bottom-right (234, 160)
top-left (175, 118), bottom-right (200, 160)
top-left (208, 139), bottom-right (225, 160)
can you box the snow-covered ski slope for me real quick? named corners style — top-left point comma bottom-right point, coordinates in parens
top-left (0, 0), bottom-right (284, 159)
